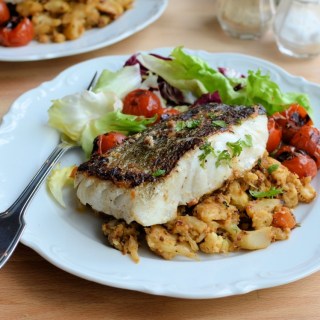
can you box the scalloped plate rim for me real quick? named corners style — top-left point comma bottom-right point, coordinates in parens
top-left (1, 48), bottom-right (320, 299)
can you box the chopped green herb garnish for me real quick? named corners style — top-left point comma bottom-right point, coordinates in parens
top-left (249, 187), bottom-right (283, 198)
top-left (216, 150), bottom-right (232, 167)
top-left (242, 134), bottom-right (253, 147)
top-left (152, 169), bottom-right (166, 177)
top-left (267, 164), bottom-right (279, 174)
top-left (198, 141), bottom-right (216, 168)
top-left (226, 134), bottom-right (253, 157)
top-left (175, 119), bottom-right (201, 131)
top-left (212, 120), bottom-right (227, 128)
top-left (175, 121), bottom-right (186, 131)
top-left (209, 112), bottom-right (223, 120)
top-left (226, 140), bottom-right (243, 157)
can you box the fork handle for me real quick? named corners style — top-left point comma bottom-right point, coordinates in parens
top-left (0, 142), bottom-right (73, 268)
top-left (5, 142), bottom-right (73, 216)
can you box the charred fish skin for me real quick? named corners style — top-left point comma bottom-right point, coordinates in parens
top-left (75, 103), bottom-right (268, 226)
top-left (77, 103), bottom-right (266, 188)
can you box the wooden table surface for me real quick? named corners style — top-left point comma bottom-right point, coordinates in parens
top-left (1, 1), bottom-right (320, 319)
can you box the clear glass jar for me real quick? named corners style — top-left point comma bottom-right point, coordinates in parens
top-left (216, 0), bottom-right (276, 40)
top-left (273, 0), bottom-right (320, 58)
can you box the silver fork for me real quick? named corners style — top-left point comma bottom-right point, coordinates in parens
top-left (0, 72), bottom-right (97, 269)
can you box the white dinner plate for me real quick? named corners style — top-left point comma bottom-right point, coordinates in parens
top-left (0, 0), bottom-right (167, 61)
top-left (1, 48), bottom-right (320, 299)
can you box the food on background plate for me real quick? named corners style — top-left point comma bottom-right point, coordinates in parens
top-left (47, 47), bottom-right (319, 262)
top-left (0, 0), bottom-right (134, 46)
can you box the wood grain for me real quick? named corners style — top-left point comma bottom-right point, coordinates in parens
top-left (1, 0), bottom-right (320, 319)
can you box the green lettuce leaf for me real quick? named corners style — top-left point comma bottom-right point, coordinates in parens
top-left (93, 64), bottom-right (142, 98)
top-left (138, 47), bottom-right (241, 102)
top-left (245, 70), bottom-right (313, 116)
top-left (139, 47), bottom-right (313, 116)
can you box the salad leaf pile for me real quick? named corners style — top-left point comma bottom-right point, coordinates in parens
top-left (48, 46), bottom-right (312, 157)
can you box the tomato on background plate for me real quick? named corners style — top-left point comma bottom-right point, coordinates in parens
top-left (0, 1), bottom-right (34, 47)
top-left (0, 17), bottom-right (34, 47)
top-left (0, 0), bottom-right (10, 25)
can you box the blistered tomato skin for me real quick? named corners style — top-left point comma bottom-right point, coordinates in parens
top-left (282, 153), bottom-right (317, 179)
top-left (290, 125), bottom-right (320, 169)
top-left (0, 17), bottom-right (34, 47)
top-left (266, 117), bottom-right (282, 153)
top-left (0, 1), bottom-right (10, 25)
top-left (123, 89), bottom-right (163, 119)
top-left (273, 104), bottom-right (313, 142)
top-left (96, 132), bottom-right (127, 154)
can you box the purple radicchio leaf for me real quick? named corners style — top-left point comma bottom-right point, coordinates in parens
top-left (124, 53), bottom-right (149, 76)
top-left (124, 53), bottom-right (187, 106)
top-left (218, 67), bottom-right (246, 79)
top-left (192, 91), bottom-right (222, 107)
top-left (124, 53), bottom-right (172, 77)
top-left (157, 76), bottom-right (185, 106)
top-left (218, 67), bottom-right (246, 91)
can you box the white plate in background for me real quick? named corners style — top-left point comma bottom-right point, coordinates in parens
top-left (0, 0), bottom-right (168, 61)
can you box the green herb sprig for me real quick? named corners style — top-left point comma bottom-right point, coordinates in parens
top-left (215, 150), bottom-right (232, 167)
top-left (198, 141), bottom-right (216, 168)
top-left (212, 120), bottom-right (227, 128)
top-left (226, 134), bottom-right (253, 157)
top-left (175, 119), bottom-right (201, 131)
top-left (249, 187), bottom-right (283, 198)
top-left (267, 164), bottom-right (279, 174)
top-left (152, 169), bottom-right (166, 177)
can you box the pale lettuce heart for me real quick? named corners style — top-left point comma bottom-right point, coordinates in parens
top-left (47, 164), bottom-right (76, 207)
top-left (48, 90), bottom-right (123, 143)
top-left (93, 64), bottom-right (142, 99)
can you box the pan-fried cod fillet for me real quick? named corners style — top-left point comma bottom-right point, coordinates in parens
top-left (75, 103), bottom-right (268, 226)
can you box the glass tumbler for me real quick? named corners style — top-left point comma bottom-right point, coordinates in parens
top-left (216, 0), bottom-right (275, 40)
top-left (273, 0), bottom-right (320, 58)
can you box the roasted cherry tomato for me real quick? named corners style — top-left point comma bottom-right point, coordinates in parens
top-left (266, 117), bottom-right (282, 153)
top-left (274, 145), bottom-right (296, 161)
top-left (0, 17), bottom-right (34, 47)
top-left (95, 132), bottom-right (127, 154)
top-left (123, 89), bottom-right (163, 119)
top-left (161, 108), bottom-right (180, 116)
top-left (282, 154), bottom-right (317, 179)
top-left (272, 103), bottom-right (313, 142)
top-left (0, 1), bottom-right (10, 25)
top-left (157, 107), bottom-right (180, 122)
top-left (290, 125), bottom-right (320, 169)
top-left (275, 145), bottom-right (317, 178)
top-left (272, 207), bottom-right (296, 229)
